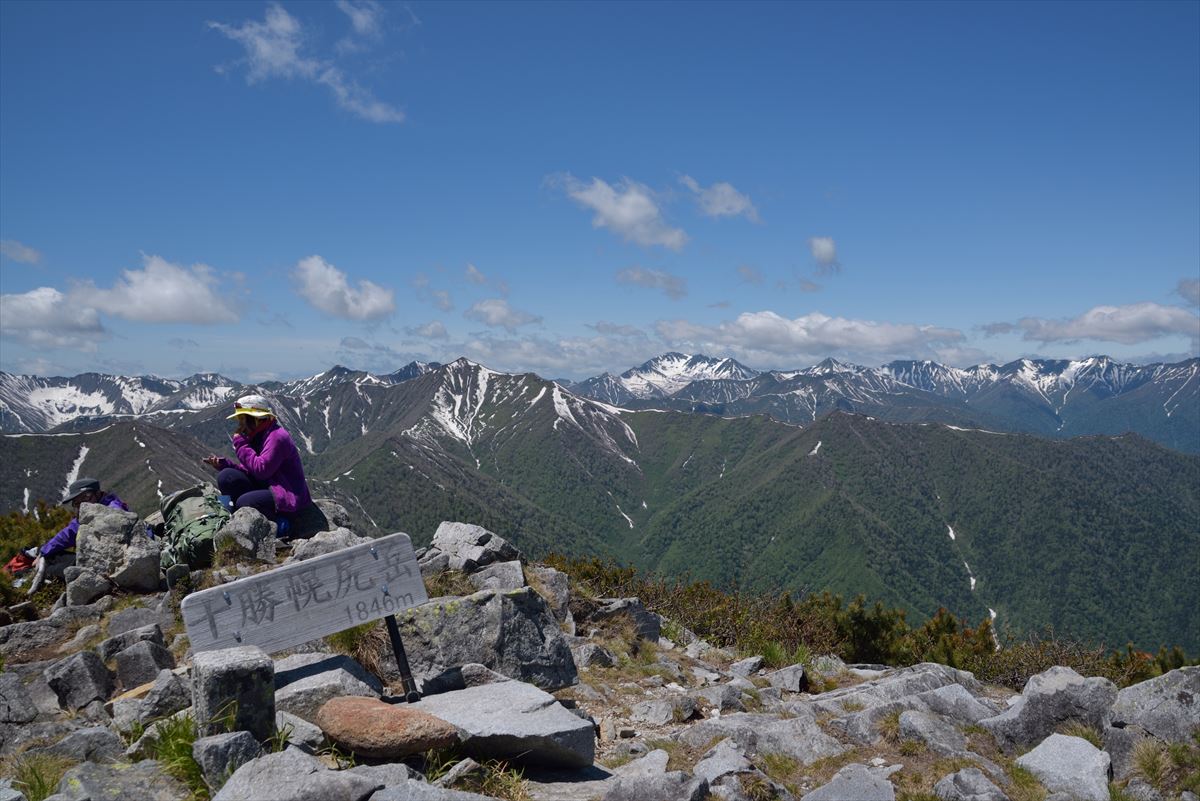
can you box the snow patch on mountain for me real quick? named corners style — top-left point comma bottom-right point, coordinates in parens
top-left (809, 441), bottom-right (822, 456)
top-left (64, 444), bottom-right (90, 496)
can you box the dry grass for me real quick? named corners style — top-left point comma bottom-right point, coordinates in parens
top-left (423, 570), bottom-right (476, 598)
top-left (1057, 721), bottom-right (1103, 749)
top-left (645, 736), bottom-right (722, 772)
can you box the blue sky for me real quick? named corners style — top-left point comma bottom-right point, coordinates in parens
top-left (1, 0), bottom-right (1197, 382)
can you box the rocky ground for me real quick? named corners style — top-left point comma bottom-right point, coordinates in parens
top-left (0, 504), bottom-right (1197, 801)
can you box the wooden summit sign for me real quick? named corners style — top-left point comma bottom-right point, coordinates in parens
top-left (181, 532), bottom-right (428, 655)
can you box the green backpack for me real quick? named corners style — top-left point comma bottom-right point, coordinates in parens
top-left (159, 484), bottom-right (231, 570)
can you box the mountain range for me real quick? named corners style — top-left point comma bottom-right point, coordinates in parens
top-left (571, 353), bottom-right (1200, 453)
top-left (1, 355), bottom-right (1197, 653)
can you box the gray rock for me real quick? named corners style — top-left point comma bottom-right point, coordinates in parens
top-left (290, 499), bottom-right (354, 540)
top-left (420, 662), bottom-right (513, 696)
top-left (53, 760), bottom-right (189, 801)
top-left (344, 762), bottom-right (419, 786)
top-left (691, 683), bottom-right (746, 713)
top-left (933, 768), bottom-right (1008, 801)
top-left (273, 653), bottom-right (382, 723)
top-left (287, 527), bottom-right (370, 562)
top-left (98, 623), bottom-right (165, 661)
top-left (275, 710), bottom-right (327, 753)
top-left (408, 679), bottom-right (595, 768)
top-left (418, 551), bottom-right (451, 579)
top-left (694, 738), bottom-right (753, 783)
top-left (468, 560), bottom-right (525, 592)
top-left (920, 683), bottom-right (1000, 724)
top-left (526, 565), bottom-right (575, 635)
top-left (28, 726), bottom-right (124, 763)
top-left (65, 569), bottom-right (113, 606)
top-left (678, 712), bottom-right (846, 766)
top-left (630, 696), bottom-right (696, 726)
top-left (106, 606), bottom-right (163, 636)
top-left (981, 666), bottom-right (1117, 753)
top-left (801, 764), bottom-right (895, 801)
top-left (370, 781), bottom-right (502, 801)
top-left (593, 598), bottom-right (661, 642)
top-left (1014, 734), bottom-right (1110, 801)
top-left (899, 710), bottom-right (967, 755)
top-left (44, 651), bottom-right (113, 710)
top-left (1102, 724), bottom-right (1144, 780)
top-left (216, 508), bottom-right (277, 563)
top-left (394, 587), bottom-right (578, 691)
top-left (193, 731), bottom-right (263, 792)
top-left (1108, 666), bottom-right (1200, 742)
top-left (0, 778), bottom-right (24, 801)
top-left (811, 654), bottom-right (847, 676)
top-left (62, 623), bottom-right (101, 652)
top-left (603, 773), bottom-right (708, 801)
top-left (572, 642), bottom-right (616, 669)
top-left (766, 664), bottom-right (807, 693)
top-left (115, 640), bottom-right (175, 689)
top-left (192, 646), bottom-right (274, 740)
top-left (75, 504), bottom-right (161, 592)
top-left (615, 748), bottom-right (670, 776)
top-left (729, 656), bottom-right (764, 677)
top-left (213, 748), bottom-right (380, 801)
top-left (1124, 779), bottom-right (1164, 801)
top-left (141, 669), bottom-right (192, 723)
top-left (430, 521), bottom-right (521, 573)
top-left (810, 662), bottom-right (981, 716)
top-left (0, 673), bottom-right (38, 724)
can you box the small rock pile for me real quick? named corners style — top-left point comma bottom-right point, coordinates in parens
top-left (1, 514), bottom-right (1198, 801)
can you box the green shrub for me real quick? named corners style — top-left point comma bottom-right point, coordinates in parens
top-left (6, 753), bottom-right (75, 801)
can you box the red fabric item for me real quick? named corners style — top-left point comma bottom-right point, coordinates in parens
top-left (3, 552), bottom-right (34, 575)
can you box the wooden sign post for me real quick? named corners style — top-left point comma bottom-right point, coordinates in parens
top-left (181, 532), bottom-right (429, 700)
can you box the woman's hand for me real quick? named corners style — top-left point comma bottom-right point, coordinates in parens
top-left (203, 455), bottom-right (221, 470)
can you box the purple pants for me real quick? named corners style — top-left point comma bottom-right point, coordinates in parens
top-left (217, 468), bottom-right (276, 519)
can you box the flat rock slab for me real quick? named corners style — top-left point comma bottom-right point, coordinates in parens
top-left (933, 767), bottom-right (1008, 801)
top-left (677, 712), bottom-right (845, 766)
top-left (801, 763), bottom-right (896, 801)
top-left (693, 738), bottom-right (753, 783)
top-left (0, 673), bottom-right (38, 724)
top-left (213, 748), bottom-right (381, 801)
top-left (317, 695), bottom-right (458, 758)
top-left (811, 662), bottom-right (981, 716)
top-left (1015, 733), bottom-right (1111, 801)
top-left (53, 760), bottom-right (190, 801)
top-left (409, 679), bottom-right (595, 768)
top-left (982, 666), bottom-right (1117, 754)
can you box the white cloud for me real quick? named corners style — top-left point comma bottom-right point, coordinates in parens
top-left (293, 255), bottom-right (395, 320)
top-left (655, 310), bottom-right (964, 361)
top-left (408, 321), bottom-right (449, 339)
top-left (82, 254), bottom-right (238, 324)
top-left (1014, 302), bottom-right (1200, 345)
top-left (808, 237), bottom-right (840, 274)
top-left (210, 4), bottom-right (404, 124)
top-left (0, 287), bottom-right (105, 350)
top-left (737, 265), bottom-right (763, 284)
top-left (460, 332), bottom-right (653, 378)
top-left (0, 240), bottom-right (42, 264)
top-left (465, 263), bottom-right (487, 285)
top-left (590, 321), bottom-right (645, 337)
top-left (464, 298), bottom-right (541, 332)
top-left (336, 0), bottom-right (384, 38)
top-left (1177, 278), bottom-right (1200, 307)
top-left (680, 175), bottom-right (760, 222)
top-left (616, 267), bottom-right (687, 300)
top-left (559, 175), bottom-right (687, 250)
top-left (431, 290), bottom-right (454, 312)
top-left (317, 67), bottom-right (406, 124)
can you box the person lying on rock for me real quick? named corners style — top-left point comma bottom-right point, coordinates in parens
top-left (203, 394), bottom-right (312, 536)
top-left (33, 477), bottom-right (130, 583)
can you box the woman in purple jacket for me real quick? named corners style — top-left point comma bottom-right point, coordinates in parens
top-left (203, 394), bottom-right (312, 524)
